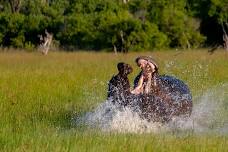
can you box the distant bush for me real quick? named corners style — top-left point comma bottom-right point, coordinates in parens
top-left (0, 0), bottom-right (226, 52)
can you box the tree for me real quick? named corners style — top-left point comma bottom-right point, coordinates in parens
top-left (147, 0), bottom-right (205, 48)
top-left (0, 0), bottom-right (225, 51)
top-left (208, 0), bottom-right (228, 50)
top-left (0, 13), bottom-right (25, 47)
top-left (187, 0), bottom-right (228, 50)
top-left (8, 0), bottom-right (21, 13)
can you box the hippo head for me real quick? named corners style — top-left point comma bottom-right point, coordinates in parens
top-left (117, 62), bottom-right (133, 76)
top-left (135, 56), bottom-right (159, 73)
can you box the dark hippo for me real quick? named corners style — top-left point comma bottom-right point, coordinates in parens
top-left (108, 62), bottom-right (192, 123)
top-left (137, 74), bottom-right (192, 123)
top-left (107, 62), bottom-right (133, 106)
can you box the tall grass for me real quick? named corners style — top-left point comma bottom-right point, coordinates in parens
top-left (0, 50), bottom-right (227, 151)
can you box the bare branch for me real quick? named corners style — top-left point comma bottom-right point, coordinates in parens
top-left (222, 22), bottom-right (228, 51)
top-left (123, 0), bottom-right (130, 4)
top-left (38, 30), bottom-right (53, 55)
top-left (8, 0), bottom-right (21, 13)
top-left (113, 45), bottom-right (117, 54)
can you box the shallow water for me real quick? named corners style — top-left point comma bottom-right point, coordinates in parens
top-left (74, 83), bottom-right (228, 134)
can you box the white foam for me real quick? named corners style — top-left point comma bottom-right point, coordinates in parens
top-left (166, 83), bottom-right (228, 134)
top-left (74, 84), bottom-right (228, 134)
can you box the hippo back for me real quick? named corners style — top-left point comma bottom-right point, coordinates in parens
top-left (159, 75), bottom-right (192, 101)
top-left (135, 74), bottom-right (193, 123)
top-left (155, 75), bottom-right (193, 120)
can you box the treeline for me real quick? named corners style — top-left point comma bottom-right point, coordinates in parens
top-left (0, 0), bottom-right (227, 52)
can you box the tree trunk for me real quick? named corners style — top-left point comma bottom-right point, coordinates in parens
top-left (222, 22), bottom-right (228, 51)
top-left (113, 45), bottom-right (117, 54)
top-left (38, 30), bottom-right (53, 55)
top-left (208, 22), bottom-right (228, 54)
top-left (183, 32), bottom-right (191, 49)
top-left (8, 0), bottom-right (21, 13)
top-left (123, 0), bottom-right (130, 4)
top-left (119, 30), bottom-right (128, 53)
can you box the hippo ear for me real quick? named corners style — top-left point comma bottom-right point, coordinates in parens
top-left (153, 63), bottom-right (158, 72)
top-left (127, 64), bottom-right (133, 72)
top-left (117, 62), bottom-right (125, 73)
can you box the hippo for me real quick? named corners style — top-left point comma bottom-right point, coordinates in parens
top-left (107, 62), bottom-right (133, 106)
top-left (137, 74), bottom-right (192, 122)
top-left (107, 62), bottom-right (193, 123)
top-left (133, 56), bottom-right (192, 123)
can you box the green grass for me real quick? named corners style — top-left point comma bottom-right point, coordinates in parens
top-left (0, 50), bottom-right (228, 151)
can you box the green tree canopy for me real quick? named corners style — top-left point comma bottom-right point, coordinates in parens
top-left (0, 0), bottom-right (226, 51)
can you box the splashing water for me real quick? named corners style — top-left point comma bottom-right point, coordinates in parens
top-left (74, 83), bottom-right (228, 134)
top-left (75, 100), bottom-right (163, 133)
top-left (166, 83), bottom-right (228, 134)
top-left (188, 83), bottom-right (228, 134)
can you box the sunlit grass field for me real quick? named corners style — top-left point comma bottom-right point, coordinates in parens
top-left (0, 49), bottom-right (228, 151)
